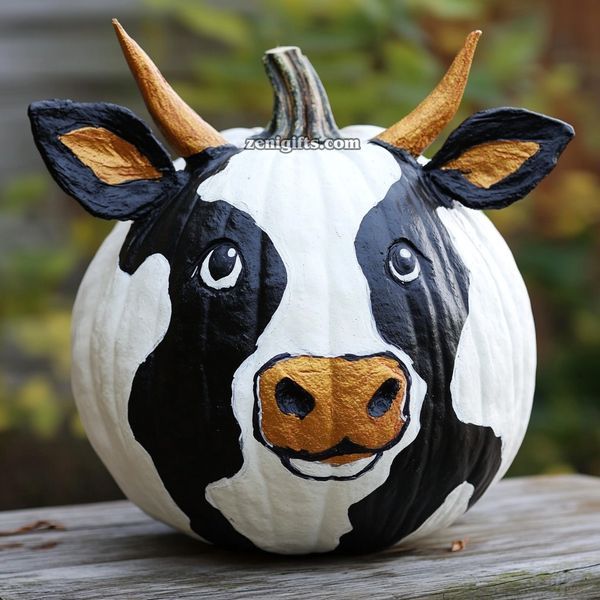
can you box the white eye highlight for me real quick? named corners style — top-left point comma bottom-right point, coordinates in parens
top-left (388, 241), bottom-right (420, 284)
top-left (198, 242), bottom-right (242, 289)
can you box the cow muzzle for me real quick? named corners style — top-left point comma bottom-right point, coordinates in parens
top-left (253, 354), bottom-right (410, 480)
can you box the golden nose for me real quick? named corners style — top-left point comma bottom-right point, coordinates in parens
top-left (257, 355), bottom-right (408, 463)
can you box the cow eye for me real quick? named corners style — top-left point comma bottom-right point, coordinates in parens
top-left (198, 242), bottom-right (242, 289)
top-left (387, 241), bottom-right (420, 284)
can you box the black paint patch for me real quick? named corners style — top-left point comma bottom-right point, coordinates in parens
top-left (28, 100), bottom-right (186, 220)
top-left (341, 150), bottom-right (502, 552)
top-left (120, 148), bottom-right (288, 550)
top-left (425, 107), bottom-right (574, 209)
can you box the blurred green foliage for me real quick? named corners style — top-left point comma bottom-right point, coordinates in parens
top-left (0, 0), bottom-right (598, 507)
top-left (0, 175), bottom-right (110, 437)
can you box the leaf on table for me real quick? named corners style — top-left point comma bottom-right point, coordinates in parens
top-left (450, 538), bottom-right (468, 552)
top-left (0, 541), bottom-right (24, 550)
top-left (0, 519), bottom-right (66, 537)
top-left (31, 540), bottom-right (59, 550)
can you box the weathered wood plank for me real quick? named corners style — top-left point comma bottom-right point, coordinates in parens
top-left (0, 475), bottom-right (598, 599)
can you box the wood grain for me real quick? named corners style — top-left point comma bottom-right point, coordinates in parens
top-left (0, 475), bottom-right (598, 599)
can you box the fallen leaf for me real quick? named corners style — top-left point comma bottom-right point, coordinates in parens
top-left (450, 538), bottom-right (468, 552)
top-left (0, 520), bottom-right (66, 537)
top-left (0, 542), bottom-right (24, 550)
top-left (31, 540), bottom-right (59, 550)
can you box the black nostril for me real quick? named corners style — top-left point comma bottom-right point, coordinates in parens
top-left (275, 377), bottom-right (315, 419)
top-left (367, 378), bottom-right (401, 418)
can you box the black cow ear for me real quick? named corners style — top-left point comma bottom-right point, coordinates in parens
top-left (28, 100), bottom-right (185, 220)
top-left (424, 108), bottom-right (574, 209)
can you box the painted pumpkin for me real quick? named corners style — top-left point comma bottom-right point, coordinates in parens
top-left (29, 22), bottom-right (573, 554)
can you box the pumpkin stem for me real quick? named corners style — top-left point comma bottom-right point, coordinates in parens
top-left (253, 46), bottom-right (341, 141)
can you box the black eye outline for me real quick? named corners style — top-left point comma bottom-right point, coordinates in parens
top-left (192, 240), bottom-right (243, 290)
top-left (387, 240), bottom-right (421, 284)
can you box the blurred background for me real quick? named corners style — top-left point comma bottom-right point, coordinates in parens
top-left (0, 0), bottom-right (598, 509)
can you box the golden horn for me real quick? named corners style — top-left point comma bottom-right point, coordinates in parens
top-left (112, 19), bottom-right (226, 157)
top-left (375, 30), bottom-right (481, 156)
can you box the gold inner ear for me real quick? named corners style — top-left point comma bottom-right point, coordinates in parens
top-left (441, 140), bottom-right (540, 189)
top-left (59, 127), bottom-right (162, 185)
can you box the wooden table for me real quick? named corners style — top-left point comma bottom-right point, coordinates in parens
top-left (0, 475), bottom-right (598, 599)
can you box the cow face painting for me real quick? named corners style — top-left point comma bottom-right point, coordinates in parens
top-left (29, 23), bottom-right (573, 554)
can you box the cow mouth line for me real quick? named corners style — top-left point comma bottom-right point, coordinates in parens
top-left (282, 452), bottom-right (383, 481)
top-left (268, 435), bottom-right (401, 464)
top-left (267, 432), bottom-right (409, 481)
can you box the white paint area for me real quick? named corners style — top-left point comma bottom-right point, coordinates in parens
top-left (221, 126), bottom-right (264, 147)
top-left (71, 222), bottom-right (199, 539)
top-left (197, 130), bottom-right (430, 554)
top-left (437, 206), bottom-right (536, 478)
